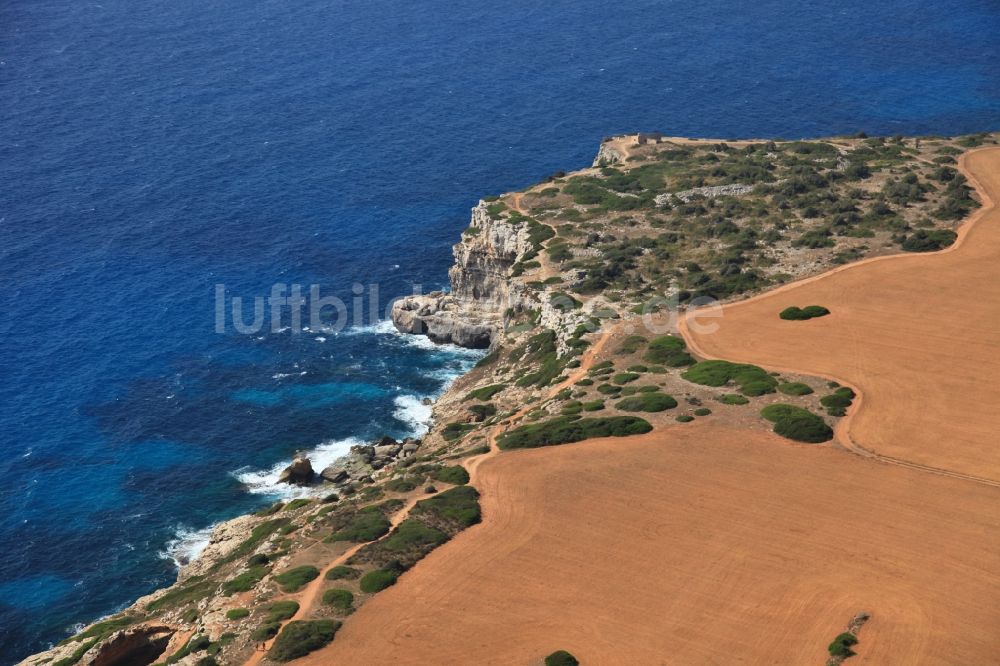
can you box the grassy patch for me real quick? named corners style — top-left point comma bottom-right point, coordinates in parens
top-left (265, 600), bottom-right (300, 622)
top-left (322, 588), bottom-right (354, 611)
top-left (412, 485), bottom-right (482, 529)
top-left (327, 506), bottom-right (392, 543)
top-left (466, 384), bottom-right (506, 401)
top-left (273, 565), bottom-right (320, 593)
top-left (221, 565), bottom-right (270, 595)
top-left (381, 519), bottom-right (448, 552)
top-left (682, 360), bottom-right (777, 396)
top-left (761, 404), bottom-right (834, 443)
top-left (718, 394), bottom-right (750, 405)
top-left (325, 565), bottom-right (360, 580)
top-left (612, 372), bottom-right (641, 385)
top-left (615, 393), bottom-right (678, 412)
top-left (497, 415), bottom-right (652, 449)
top-left (270, 620), bottom-right (341, 662)
top-left (225, 608), bottom-right (250, 620)
top-left (434, 465), bottom-right (470, 485)
top-left (643, 335), bottom-right (695, 367)
top-left (284, 498), bottom-right (312, 512)
top-left (359, 568), bottom-right (401, 593)
top-left (617, 335), bottom-right (647, 354)
top-left (778, 381), bottom-right (814, 396)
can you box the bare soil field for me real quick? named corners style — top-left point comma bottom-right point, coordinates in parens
top-left (301, 424), bottom-right (1000, 665)
top-left (681, 147), bottom-right (1000, 482)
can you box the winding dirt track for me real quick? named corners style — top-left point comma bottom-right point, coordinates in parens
top-left (682, 147), bottom-right (1000, 483)
top-left (291, 148), bottom-right (1000, 664)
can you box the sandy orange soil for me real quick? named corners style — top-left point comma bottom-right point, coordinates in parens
top-left (682, 147), bottom-right (1000, 483)
top-left (302, 425), bottom-right (1000, 665)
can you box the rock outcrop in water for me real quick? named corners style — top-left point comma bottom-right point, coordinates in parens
top-left (391, 201), bottom-right (533, 348)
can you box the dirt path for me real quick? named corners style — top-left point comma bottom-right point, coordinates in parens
top-left (679, 146), bottom-right (1000, 484)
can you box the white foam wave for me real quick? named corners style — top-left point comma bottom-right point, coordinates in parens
top-left (393, 394), bottom-right (433, 437)
top-left (160, 525), bottom-right (215, 569)
top-left (232, 437), bottom-right (364, 498)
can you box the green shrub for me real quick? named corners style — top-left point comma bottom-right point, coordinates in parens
top-left (597, 383), bottom-right (622, 395)
top-left (627, 364), bottom-right (648, 372)
top-left (761, 404), bottom-right (834, 443)
top-left (273, 566), bottom-right (320, 593)
top-left (384, 478), bottom-right (418, 492)
top-left (718, 394), bottom-right (750, 405)
top-left (545, 650), bottom-right (580, 666)
top-left (266, 601), bottom-right (300, 622)
top-left (442, 422), bottom-right (477, 441)
top-left (269, 620), bottom-right (341, 662)
top-left (222, 565), bottom-right (270, 595)
top-left (325, 565), bottom-right (360, 581)
top-left (575, 378), bottom-right (594, 386)
top-left (582, 399), bottom-right (605, 411)
top-left (322, 588), bottom-right (354, 611)
top-left (434, 465), bottom-right (470, 485)
top-left (615, 393), bottom-right (678, 412)
top-left (902, 228), bottom-right (957, 252)
top-left (682, 360), bottom-right (777, 395)
top-left (778, 382), bottom-right (814, 396)
top-left (225, 608), bottom-right (250, 621)
top-left (820, 387), bottom-right (855, 416)
top-left (676, 415), bottom-right (695, 423)
top-left (617, 335), bottom-right (647, 354)
top-left (284, 498), bottom-right (311, 512)
top-left (413, 486), bottom-right (481, 528)
top-left (360, 568), bottom-right (401, 593)
top-left (327, 507), bottom-right (392, 542)
top-left (466, 384), bottom-right (506, 401)
top-left (612, 372), bottom-right (641, 385)
top-left (643, 335), bottom-right (695, 366)
top-left (382, 519), bottom-right (448, 552)
top-left (693, 407), bottom-right (712, 416)
top-left (251, 623), bottom-right (280, 641)
top-left (827, 631), bottom-right (859, 658)
top-left (497, 416), bottom-right (653, 449)
top-left (780, 305), bottom-right (830, 320)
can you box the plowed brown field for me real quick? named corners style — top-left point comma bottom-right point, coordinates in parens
top-left (302, 425), bottom-right (999, 665)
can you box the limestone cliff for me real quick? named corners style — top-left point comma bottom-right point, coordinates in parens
top-left (391, 201), bottom-right (533, 348)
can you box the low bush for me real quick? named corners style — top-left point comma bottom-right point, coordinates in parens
top-left (466, 384), bottom-right (506, 401)
top-left (327, 506), bottom-right (392, 543)
top-left (545, 650), bottom-right (580, 666)
top-left (412, 485), bottom-right (482, 528)
top-left (613, 372), bottom-right (641, 385)
top-left (682, 360), bottom-right (777, 395)
top-left (761, 404), bottom-right (833, 443)
top-left (434, 465), bottom-right (470, 485)
top-left (250, 623), bottom-right (280, 642)
top-left (597, 383), bottom-right (622, 395)
top-left (225, 608), bottom-right (250, 621)
top-left (778, 382), bottom-right (814, 396)
top-left (693, 407), bottom-right (712, 416)
top-left (284, 498), bottom-right (311, 512)
top-left (322, 588), bottom-right (354, 611)
top-left (498, 416), bottom-right (653, 449)
top-left (627, 364), bottom-right (648, 372)
top-left (901, 228), bottom-right (957, 252)
top-left (381, 519), bottom-right (448, 552)
top-left (325, 565), bottom-right (360, 580)
top-left (617, 335), bottom-right (647, 354)
top-left (266, 601), bottom-right (300, 622)
top-left (269, 620), bottom-right (341, 662)
top-left (615, 393), bottom-right (678, 412)
top-left (643, 335), bottom-right (695, 367)
top-left (384, 478), bottom-right (418, 492)
top-left (273, 565), bottom-right (320, 593)
top-left (360, 568), bottom-right (400, 593)
top-left (779, 305), bottom-right (830, 320)
top-left (676, 414), bottom-right (695, 423)
top-left (718, 394), bottom-right (750, 405)
top-left (820, 387), bottom-right (856, 416)
top-left (582, 399), bottom-right (605, 411)
top-left (222, 565), bottom-right (269, 595)
top-left (827, 631), bottom-right (859, 658)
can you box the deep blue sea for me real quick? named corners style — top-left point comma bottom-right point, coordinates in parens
top-left (1, 0), bottom-right (998, 661)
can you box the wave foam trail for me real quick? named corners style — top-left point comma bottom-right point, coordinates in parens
top-left (393, 394), bottom-right (433, 437)
top-left (232, 437), bottom-right (364, 498)
top-left (160, 525), bottom-right (215, 569)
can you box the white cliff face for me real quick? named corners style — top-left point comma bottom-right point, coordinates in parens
top-left (391, 202), bottom-right (532, 348)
